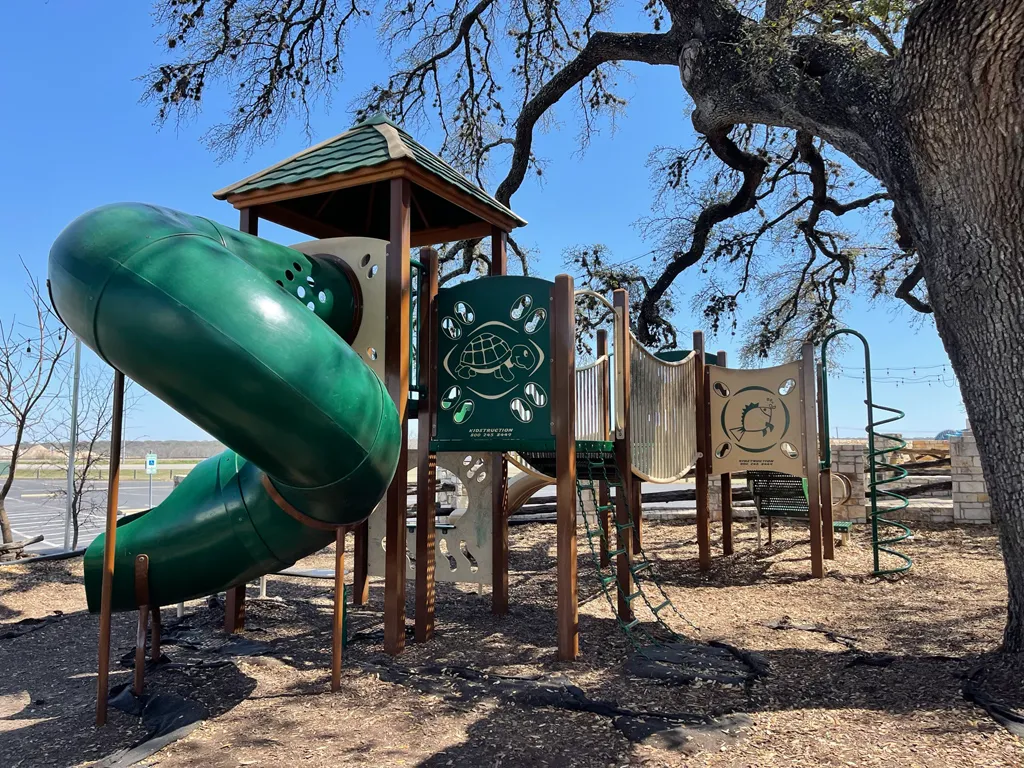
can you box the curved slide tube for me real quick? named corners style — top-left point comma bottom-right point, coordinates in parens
top-left (49, 203), bottom-right (401, 612)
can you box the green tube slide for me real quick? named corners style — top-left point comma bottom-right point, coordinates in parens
top-left (48, 203), bottom-right (401, 612)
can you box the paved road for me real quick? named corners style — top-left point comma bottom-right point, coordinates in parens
top-left (5, 475), bottom-right (701, 554)
top-left (5, 478), bottom-right (174, 552)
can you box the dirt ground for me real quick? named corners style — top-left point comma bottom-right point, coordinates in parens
top-left (1, 519), bottom-right (1021, 767)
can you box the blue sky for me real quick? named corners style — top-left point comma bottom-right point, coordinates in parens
top-left (0, 1), bottom-right (964, 442)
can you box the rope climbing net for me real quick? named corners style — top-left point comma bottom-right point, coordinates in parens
top-left (573, 450), bottom-right (699, 653)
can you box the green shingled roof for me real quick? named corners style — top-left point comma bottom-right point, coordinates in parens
top-left (214, 114), bottom-right (525, 226)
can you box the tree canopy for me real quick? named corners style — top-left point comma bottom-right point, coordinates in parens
top-left (145, 0), bottom-right (930, 358)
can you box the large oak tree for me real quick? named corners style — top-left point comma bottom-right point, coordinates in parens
top-left (145, 0), bottom-right (1024, 650)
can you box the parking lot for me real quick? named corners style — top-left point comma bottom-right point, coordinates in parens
top-left (4, 478), bottom-right (174, 551)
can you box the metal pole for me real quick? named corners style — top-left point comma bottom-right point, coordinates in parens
top-left (63, 338), bottom-right (81, 551)
top-left (148, 473), bottom-right (153, 509)
top-left (96, 369), bottom-right (125, 726)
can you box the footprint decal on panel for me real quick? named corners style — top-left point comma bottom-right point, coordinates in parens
top-left (524, 382), bottom-right (547, 407)
top-left (510, 398), bottom-right (533, 423)
top-left (440, 385), bottom-right (461, 410)
top-left (442, 317), bottom-right (461, 339)
top-left (510, 294), bottom-right (533, 321)
top-left (454, 301), bottom-right (475, 324)
top-left (524, 308), bottom-right (547, 334)
top-left (453, 400), bottom-right (475, 424)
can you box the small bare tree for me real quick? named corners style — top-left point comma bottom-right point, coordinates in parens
top-left (0, 266), bottom-right (70, 545)
top-left (45, 369), bottom-right (139, 549)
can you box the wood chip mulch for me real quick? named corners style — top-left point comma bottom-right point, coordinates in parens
top-left (0, 520), bottom-right (1021, 767)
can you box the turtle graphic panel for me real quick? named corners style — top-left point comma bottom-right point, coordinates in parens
top-left (707, 361), bottom-right (805, 476)
top-left (433, 276), bottom-right (555, 452)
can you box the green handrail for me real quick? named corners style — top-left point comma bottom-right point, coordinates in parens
top-left (820, 329), bottom-right (913, 575)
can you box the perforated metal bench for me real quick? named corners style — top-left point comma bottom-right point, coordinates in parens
top-left (747, 470), bottom-right (853, 546)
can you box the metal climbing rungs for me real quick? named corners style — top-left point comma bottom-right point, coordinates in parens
top-left (574, 456), bottom-right (698, 656)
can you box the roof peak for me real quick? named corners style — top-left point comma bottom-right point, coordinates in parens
top-left (355, 112), bottom-right (400, 129)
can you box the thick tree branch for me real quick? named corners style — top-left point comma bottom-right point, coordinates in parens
top-left (634, 124), bottom-right (769, 344)
top-left (895, 262), bottom-right (932, 313)
top-left (495, 29), bottom-right (681, 204)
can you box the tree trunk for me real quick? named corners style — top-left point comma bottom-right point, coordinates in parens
top-left (895, 0), bottom-right (1024, 650)
top-left (0, 500), bottom-right (13, 545)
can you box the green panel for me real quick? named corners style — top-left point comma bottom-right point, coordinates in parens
top-left (433, 276), bottom-right (554, 452)
top-left (50, 203), bottom-right (401, 612)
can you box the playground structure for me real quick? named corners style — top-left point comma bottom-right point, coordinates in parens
top-left (46, 114), bottom-right (911, 727)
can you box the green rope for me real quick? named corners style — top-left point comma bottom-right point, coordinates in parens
top-left (573, 451), bottom-right (698, 655)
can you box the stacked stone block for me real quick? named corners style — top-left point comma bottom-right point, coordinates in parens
top-left (830, 442), bottom-right (867, 523)
top-left (950, 431), bottom-right (992, 524)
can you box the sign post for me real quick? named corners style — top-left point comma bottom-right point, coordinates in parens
top-left (145, 453), bottom-right (158, 508)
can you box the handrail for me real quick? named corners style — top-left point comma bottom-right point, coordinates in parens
top-left (628, 330), bottom-right (695, 367)
top-left (576, 353), bottom-right (609, 372)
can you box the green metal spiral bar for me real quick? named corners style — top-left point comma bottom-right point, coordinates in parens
top-left (820, 329), bottom-right (913, 575)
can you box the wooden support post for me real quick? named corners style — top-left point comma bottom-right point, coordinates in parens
top-left (491, 455), bottom-right (508, 614)
top-left (225, 585), bottom-right (246, 633)
top-left (553, 275), bottom-right (578, 661)
top-left (384, 177), bottom-right (412, 656)
top-left (239, 207), bottom-right (259, 237)
top-left (693, 332), bottom-right (711, 572)
top-left (817, 361), bottom-right (835, 560)
top-left (223, 208), bottom-right (261, 634)
top-left (352, 521), bottom-right (369, 605)
top-left (802, 343), bottom-right (824, 578)
top-left (331, 527), bottom-right (345, 691)
top-left (717, 351), bottom-right (734, 556)
top-left (151, 605), bottom-right (162, 661)
top-left (612, 290), bottom-right (635, 622)
top-left (490, 227), bottom-right (510, 615)
top-left (416, 248), bottom-right (439, 641)
top-left (596, 329), bottom-right (611, 568)
top-left (631, 478), bottom-right (643, 553)
top-left (133, 554), bottom-right (150, 696)
top-left (96, 370), bottom-right (125, 726)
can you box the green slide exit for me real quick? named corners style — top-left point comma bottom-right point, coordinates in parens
top-left (48, 203), bottom-right (401, 612)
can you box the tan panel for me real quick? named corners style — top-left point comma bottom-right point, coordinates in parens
top-left (707, 361), bottom-right (805, 476)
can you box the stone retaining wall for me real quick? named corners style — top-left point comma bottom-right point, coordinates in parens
top-left (950, 430), bottom-right (992, 524)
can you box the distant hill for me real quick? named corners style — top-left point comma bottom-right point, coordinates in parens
top-left (2, 440), bottom-right (226, 461)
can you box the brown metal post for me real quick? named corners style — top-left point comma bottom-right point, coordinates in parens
top-left (224, 208), bottom-right (260, 634)
top-left (802, 344), bottom-right (824, 578)
top-left (416, 247), bottom-right (439, 641)
top-left (331, 527), bottom-right (345, 691)
top-left (96, 369), bottom-right (125, 726)
top-left (596, 329), bottom-right (611, 568)
top-left (384, 177), bottom-right (412, 655)
top-left (717, 351), bottom-right (734, 556)
top-left (693, 333), bottom-right (711, 571)
top-left (351, 521), bottom-right (369, 605)
top-left (239, 207), bottom-right (259, 237)
top-left (133, 554), bottom-right (150, 696)
top-left (612, 290), bottom-right (635, 622)
top-left (817, 361), bottom-right (836, 560)
top-left (490, 227), bottom-right (510, 615)
top-left (225, 585), bottom-right (246, 633)
top-left (151, 605), bottom-right (162, 661)
top-left (553, 275), bottom-right (578, 661)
